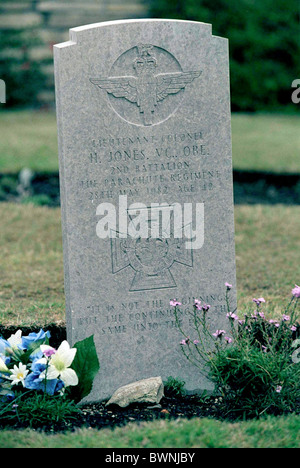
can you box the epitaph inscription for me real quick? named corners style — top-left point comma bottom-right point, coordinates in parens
top-left (54, 20), bottom-right (237, 401)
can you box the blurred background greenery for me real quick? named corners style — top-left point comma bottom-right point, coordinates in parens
top-left (150, 0), bottom-right (300, 112)
top-left (0, 0), bottom-right (299, 111)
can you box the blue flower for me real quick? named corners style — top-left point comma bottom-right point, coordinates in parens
top-left (25, 374), bottom-right (64, 395)
top-left (0, 337), bottom-right (10, 355)
top-left (5, 392), bottom-right (15, 402)
top-left (29, 348), bottom-right (43, 362)
top-left (31, 360), bottom-right (46, 374)
top-left (24, 360), bottom-right (64, 395)
top-left (0, 391), bottom-right (15, 403)
top-left (21, 329), bottom-right (50, 350)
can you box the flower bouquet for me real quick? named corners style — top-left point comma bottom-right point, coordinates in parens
top-left (0, 329), bottom-right (100, 426)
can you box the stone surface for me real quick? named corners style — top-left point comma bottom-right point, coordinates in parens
top-left (54, 19), bottom-right (237, 402)
top-left (106, 376), bottom-right (164, 407)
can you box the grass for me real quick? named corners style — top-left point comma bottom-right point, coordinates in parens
top-left (0, 110), bottom-right (58, 173)
top-left (231, 113), bottom-right (300, 173)
top-left (235, 204), bottom-right (300, 309)
top-left (0, 202), bottom-right (299, 327)
top-left (1, 415), bottom-right (299, 448)
top-left (0, 111), bottom-right (300, 174)
top-left (0, 203), bottom-right (64, 327)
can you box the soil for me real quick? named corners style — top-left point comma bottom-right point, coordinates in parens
top-left (0, 394), bottom-right (233, 433)
top-left (2, 393), bottom-right (298, 434)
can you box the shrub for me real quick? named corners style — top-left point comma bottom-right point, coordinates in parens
top-left (171, 284), bottom-right (300, 417)
top-left (150, 0), bottom-right (300, 112)
top-left (0, 29), bottom-right (47, 108)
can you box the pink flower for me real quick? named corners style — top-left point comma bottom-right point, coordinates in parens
top-left (170, 299), bottom-right (181, 307)
top-left (225, 336), bottom-right (232, 344)
top-left (291, 325), bottom-right (297, 332)
top-left (282, 314), bottom-right (290, 322)
top-left (40, 345), bottom-right (56, 358)
top-left (202, 303), bottom-right (211, 312)
top-left (269, 319), bottom-right (280, 327)
top-left (225, 282), bottom-right (232, 290)
top-left (193, 340), bottom-right (200, 345)
top-left (275, 385), bottom-right (282, 394)
top-left (253, 297), bottom-right (265, 307)
top-left (292, 284), bottom-right (300, 298)
top-left (258, 311), bottom-right (265, 319)
top-left (227, 312), bottom-right (238, 321)
top-left (180, 337), bottom-right (190, 345)
top-left (213, 330), bottom-right (226, 338)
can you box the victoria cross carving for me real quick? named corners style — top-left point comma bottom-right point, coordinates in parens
top-left (110, 213), bottom-right (193, 292)
top-left (90, 44), bottom-right (201, 126)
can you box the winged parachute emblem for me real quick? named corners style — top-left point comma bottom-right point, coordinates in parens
top-left (90, 44), bottom-right (201, 126)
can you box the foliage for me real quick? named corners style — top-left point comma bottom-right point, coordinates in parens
top-left (67, 335), bottom-right (100, 404)
top-left (0, 392), bottom-right (80, 428)
top-left (0, 29), bottom-right (47, 108)
top-left (150, 0), bottom-right (300, 111)
top-left (164, 376), bottom-right (186, 397)
top-left (171, 284), bottom-right (300, 417)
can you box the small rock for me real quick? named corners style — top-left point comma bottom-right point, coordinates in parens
top-left (106, 376), bottom-right (164, 408)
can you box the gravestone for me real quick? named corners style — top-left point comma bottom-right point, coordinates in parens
top-left (54, 19), bottom-right (236, 401)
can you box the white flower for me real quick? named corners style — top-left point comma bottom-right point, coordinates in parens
top-left (7, 330), bottom-right (22, 348)
top-left (9, 363), bottom-right (29, 386)
top-left (40, 340), bottom-right (78, 387)
top-left (0, 356), bottom-right (9, 373)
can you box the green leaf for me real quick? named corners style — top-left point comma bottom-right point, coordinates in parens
top-left (68, 335), bottom-right (100, 403)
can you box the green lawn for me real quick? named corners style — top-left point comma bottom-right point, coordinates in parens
top-left (0, 110), bottom-right (59, 173)
top-left (1, 414), bottom-right (299, 448)
top-left (231, 113), bottom-right (300, 173)
top-left (0, 111), bottom-right (299, 174)
top-left (0, 202), bottom-right (299, 328)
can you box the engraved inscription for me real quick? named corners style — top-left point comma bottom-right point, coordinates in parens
top-left (90, 44), bottom-right (201, 126)
top-left (75, 294), bottom-right (228, 340)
